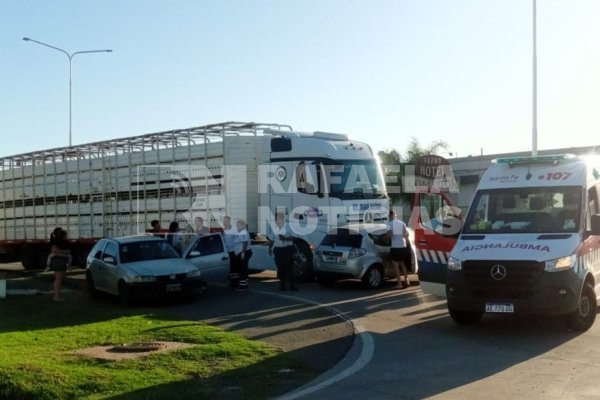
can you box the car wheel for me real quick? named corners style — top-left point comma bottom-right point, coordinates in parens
top-left (292, 241), bottom-right (315, 282)
top-left (567, 282), bottom-right (597, 332)
top-left (118, 281), bottom-right (134, 307)
top-left (448, 306), bottom-right (483, 325)
top-left (362, 265), bottom-right (383, 289)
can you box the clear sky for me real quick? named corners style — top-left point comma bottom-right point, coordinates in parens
top-left (1, 0), bottom-right (599, 159)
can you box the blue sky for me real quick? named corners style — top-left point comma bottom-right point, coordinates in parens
top-left (1, 0), bottom-right (599, 159)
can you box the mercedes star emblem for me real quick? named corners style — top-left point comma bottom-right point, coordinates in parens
top-left (490, 265), bottom-right (507, 281)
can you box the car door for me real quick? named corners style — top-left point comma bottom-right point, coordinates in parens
top-left (88, 240), bottom-right (108, 291)
top-left (411, 190), bottom-right (461, 295)
top-left (97, 241), bottom-right (120, 295)
top-left (183, 233), bottom-right (230, 282)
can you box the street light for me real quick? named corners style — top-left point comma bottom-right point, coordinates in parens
top-left (23, 37), bottom-right (112, 147)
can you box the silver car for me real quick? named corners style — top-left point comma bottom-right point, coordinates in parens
top-left (86, 236), bottom-right (207, 305)
top-left (314, 223), bottom-right (417, 289)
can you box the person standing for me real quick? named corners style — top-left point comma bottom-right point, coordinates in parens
top-left (234, 219), bottom-right (252, 291)
top-left (49, 229), bottom-right (70, 302)
top-left (222, 216), bottom-right (239, 289)
top-left (268, 213), bottom-right (298, 291)
top-left (194, 216), bottom-right (210, 236)
top-left (166, 221), bottom-right (183, 254)
top-left (387, 210), bottom-right (410, 289)
top-left (149, 220), bottom-right (164, 237)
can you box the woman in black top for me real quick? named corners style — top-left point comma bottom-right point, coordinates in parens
top-left (50, 229), bottom-right (70, 302)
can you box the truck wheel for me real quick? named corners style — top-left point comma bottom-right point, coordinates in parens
top-left (448, 307), bottom-right (483, 325)
top-left (362, 265), bottom-right (383, 289)
top-left (292, 241), bottom-right (314, 282)
top-left (21, 245), bottom-right (42, 270)
top-left (567, 282), bottom-right (597, 332)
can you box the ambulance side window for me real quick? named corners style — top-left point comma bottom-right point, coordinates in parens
top-left (420, 193), bottom-right (453, 231)
top-left (587, 186), bottom-right (599, 230)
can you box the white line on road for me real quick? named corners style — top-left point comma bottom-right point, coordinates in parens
top-left (245, 288), bottom-right (375, 400)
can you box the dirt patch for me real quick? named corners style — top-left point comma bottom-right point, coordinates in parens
top-left (74, 341), bottom-right (195, 361)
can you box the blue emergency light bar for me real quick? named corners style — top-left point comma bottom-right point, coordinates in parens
top-left (494, 154), bottom-right (575, 166)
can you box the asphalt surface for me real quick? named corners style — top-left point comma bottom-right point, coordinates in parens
top-left (4, 264), bottom-right (600, 399)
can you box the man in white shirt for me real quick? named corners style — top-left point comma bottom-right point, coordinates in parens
top-left (268, 213), bottom-right (298, 291)
top-left (233, 219), bottom-right (251, 291)
top-left (222, 216), bottom-right (239, 289)
top-left (387, 210), bottom-right (410, 289)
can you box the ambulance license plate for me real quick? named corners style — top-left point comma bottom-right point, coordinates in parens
top-left (166, 284), bottom-right (182, 293)
top-left (485, 303), bottom-right (514, 313)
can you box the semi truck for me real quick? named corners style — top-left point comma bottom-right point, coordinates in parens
top-left (0, 121), bottom-right (389, 277)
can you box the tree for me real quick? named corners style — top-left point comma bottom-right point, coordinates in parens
top-left (405, 137), bottom-right (449, 163)
top-left (378, 137), bottom-right (449, 207)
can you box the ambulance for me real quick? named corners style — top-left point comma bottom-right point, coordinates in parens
top-left (444, 154), bottom-right (600, 331)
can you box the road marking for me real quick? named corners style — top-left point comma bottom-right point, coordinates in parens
top-left (245, 288), bottom-right (375, 400)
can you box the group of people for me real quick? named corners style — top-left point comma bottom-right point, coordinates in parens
top-left (45, 209), bottom-right (409, 303)
top-left (148, 216), bottom-right (254, 291)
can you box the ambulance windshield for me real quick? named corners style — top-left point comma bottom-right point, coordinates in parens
top-left (463, 186), bottom-right (582, 234)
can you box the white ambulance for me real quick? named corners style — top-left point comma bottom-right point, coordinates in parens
top-left (445, 154), bottom-right (600, 331)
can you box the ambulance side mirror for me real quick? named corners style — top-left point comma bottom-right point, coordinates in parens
top-left (438, 217), bottom-right (462, 238)
top-left (591, 214), bottom-right (600, 235)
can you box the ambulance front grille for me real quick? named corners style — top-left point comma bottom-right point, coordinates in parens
top-left (462, 260), bottom-right (545, 299)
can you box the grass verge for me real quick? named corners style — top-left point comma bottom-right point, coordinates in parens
top-left (0, 294), bottom-right (316, 399)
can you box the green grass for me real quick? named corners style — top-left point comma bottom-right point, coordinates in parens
top-left (0, 295), bottom-right (315, 400)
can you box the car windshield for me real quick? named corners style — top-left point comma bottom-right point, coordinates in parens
top-left (463, 186), bottom-right (582, 234)
top-left (119, 240), bottom-right (180, 263)
top-left (321, 229), bottom-right (363, 248)
top-left (323, 160), bottom-right (387, 199)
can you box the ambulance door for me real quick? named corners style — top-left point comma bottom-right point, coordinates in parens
top-left (411, 190), bottom-right (461, 297)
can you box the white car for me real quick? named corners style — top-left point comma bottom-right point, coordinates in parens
top-left (86, 236), bottom-right (207, 305)
top-left (314, 223), bottom-right (418, 289)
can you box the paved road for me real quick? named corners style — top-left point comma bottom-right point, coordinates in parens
top-left (4, 264), bottom-right (600, 399)
top-left (244, 274), bottom-right (600, 400)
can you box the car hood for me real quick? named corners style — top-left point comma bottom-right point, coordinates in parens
top-left (123, 258), bottom-right (196, 275)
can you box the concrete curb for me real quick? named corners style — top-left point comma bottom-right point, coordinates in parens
top-left (240, 288), bottom-right (374, 400)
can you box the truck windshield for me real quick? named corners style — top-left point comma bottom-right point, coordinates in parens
top-left (324, 160), bottom-right (387, 199)
top-left (463, 186), bottom-right (582, 234)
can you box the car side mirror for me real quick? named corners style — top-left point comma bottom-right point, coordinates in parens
top-left (591, 214), bottom-right (600, 235)
top-left (188, 250), bottom-right (201, 258)
top-left (102, 255), bottom-right (116, 265)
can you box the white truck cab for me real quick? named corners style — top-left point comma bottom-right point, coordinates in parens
top-left (446, 154), bottom-right (600, 331)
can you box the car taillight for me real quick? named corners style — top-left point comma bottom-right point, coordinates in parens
top-left (348, 248), bottom-right (366, 258)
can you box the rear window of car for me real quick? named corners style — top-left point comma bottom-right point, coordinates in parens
top-left (321, 229), bottom-right (362, 248)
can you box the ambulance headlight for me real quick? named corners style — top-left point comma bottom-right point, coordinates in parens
top-left (545, 254), bottom-right (576, 272)
top-left (447, 257), bottom-right (462, 271)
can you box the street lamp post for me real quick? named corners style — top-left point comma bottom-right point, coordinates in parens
top-left (23, 37), bottom-right (112, 147)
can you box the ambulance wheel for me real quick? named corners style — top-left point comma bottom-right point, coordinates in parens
top-left (448, 307), bottom-right (483, 325)
top-left (567, 282), bottom-right (597, 332)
